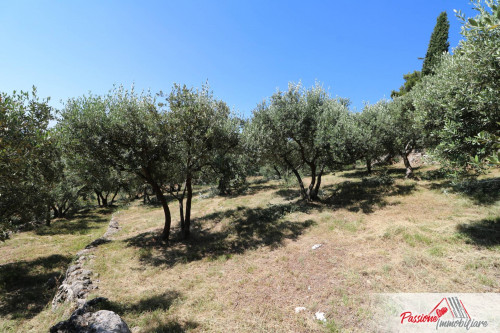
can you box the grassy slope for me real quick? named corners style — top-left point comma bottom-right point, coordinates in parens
top-left (0, 208), bottom-right (115, 332)
top-left (1, 165), bottom-right (499, 332)
top-left (90, 166), bottom-right (499, 332)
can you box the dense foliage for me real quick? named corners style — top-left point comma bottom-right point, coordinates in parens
top-left (0, 89), bottom-right (57, 239)
top-left (422, 11), bottom-right (450, 76)
top-left (412, 0), bottom-right (500, 173)
top-left (247, 83), bottom-right (357, 201)
top-left (163, 84), bottom-right (241, 238)
top-left (1, 0), bottom-right (498, 242)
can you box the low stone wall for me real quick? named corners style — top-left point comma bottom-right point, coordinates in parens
top-left (51, 215), bottom-right (130, 332)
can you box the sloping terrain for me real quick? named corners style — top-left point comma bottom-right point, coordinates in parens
top-left (1, 165), bottom-right (499, 332)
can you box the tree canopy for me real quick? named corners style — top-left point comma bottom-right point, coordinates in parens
top-left (247, 83), bottom-right (357, 201)
top-left (412, 1), bottom-right (500, 173)
top-left (0, 89), bottom-right (55, 238)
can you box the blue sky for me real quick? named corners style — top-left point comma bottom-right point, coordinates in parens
top-left (0, 1), bottom-right (476, 116)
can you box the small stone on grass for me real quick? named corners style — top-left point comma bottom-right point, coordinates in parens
top-left (295, 307), bottom-right (306, 313)
top-left (315, 312), bottom-right (326, 322)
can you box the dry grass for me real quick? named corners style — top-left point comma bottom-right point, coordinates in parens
top-left (1, 165), bottom-right (499, 332)
top-left (0, 207), bottom-right (115, 332)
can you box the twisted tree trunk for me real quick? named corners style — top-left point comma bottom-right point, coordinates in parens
top-left (183, 176), bottom-right (193, 240)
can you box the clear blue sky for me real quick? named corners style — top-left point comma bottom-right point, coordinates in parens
top-left (0, 1), bottom-right (476, 115)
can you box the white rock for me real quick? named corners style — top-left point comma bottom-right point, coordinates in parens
top-left (311, 244), bottom-right (322, 250)
top-left (295, 306), bottom-right (306, 313)
top-left (89, 310), bottom-right (131, 332)
top-left (315, 311), bottom-right (326, 322)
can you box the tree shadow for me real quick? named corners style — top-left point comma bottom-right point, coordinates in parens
top-left (35, 208), bottom-right (113, 236)
top-left (83, 292), bottom-right (199, 332)
top-left (88, 290), bottom-right (182, 314)
top-left (323, 178), bottom-right (417, 213)
top-left (427, 177), bottom-right (500, 205)
top-left (341, 167), bottom-right (419, 180)
top-left (452, 178), bottom-right (500, 205)
top-left (456, 217), bottom-right (500, 248)
top-left (240, 183), bottom-right (281, 196)
top-left (340, 169), bottom-right (372, 179)
top-left (274, 188), bottom-right (299, 201)
top-left (125, 202), bottom-right (315, 267)
top-left (142, 321), bottom-right (199, 333)
top-left (418, 168), bottom-right (448, 181)
top-left (0, 254), bottom-right (71, 319)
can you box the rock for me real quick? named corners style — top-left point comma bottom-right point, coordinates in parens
top-left (52, 264), bottom-right (95, 309)
top-left (315, 311), bottom-right (326, 322)
top-left (295, 306), bottom-right (307, 313)
top-left (311, 244), bottom-right (322, 250)
top-left (76, 249), bottom-right (90, 257)
top-left (89, 311), bottom-right (130, 332)
top-left (52, 216), bottom-right (120, 310)
top-left (50, 299), bottom-right (130, 333)
top-left (103, 218), bottom-right (120, 238)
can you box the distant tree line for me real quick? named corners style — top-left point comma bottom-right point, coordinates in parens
top-left (1, 0), bottom-right (498, 242)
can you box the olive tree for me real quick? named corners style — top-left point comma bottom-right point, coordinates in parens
top-left (59, 87), bottom-right (175, 241)
top-left (356, 101), bottom-right (394, 173)
top-left (385, 95), bottom-right (423, 178)
top-left (413, 0), bottom-right (500, 173)
top-left (163, 84), bottom-right (240, 239)
top-left (247, 83), bottom-right (356, 201)
top-left (0, 88), bottom-right (56, 237)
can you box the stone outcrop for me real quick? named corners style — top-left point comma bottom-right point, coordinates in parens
top-left (51, 256), bottom-right (96, 309)
top-left (51, 216), bottom-right (130, 332)
top-left (52, 217), bottom-right (119, 309)
top-left (50, 297), bottom-right (130, 333)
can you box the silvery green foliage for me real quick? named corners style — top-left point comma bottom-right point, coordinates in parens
top-left (59, 86), bottom-right (172, 184)
top-left (388, 94), bottom-right (423, 154)
top-left (455, 0), bottom-right (500, 35)
top-left (247, 82), bottom-right (356, 200)
top-left (165, 83), bottom-right (241, 185)
top-left (0, 89), bottom-right (55, 238)
top-left (356, 100), bottom-right (394, 166)
top-left (412, 0), bottom-right (500, 172)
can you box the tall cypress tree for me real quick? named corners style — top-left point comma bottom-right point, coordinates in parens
top-left (422, 11), bottom-right (450, 76)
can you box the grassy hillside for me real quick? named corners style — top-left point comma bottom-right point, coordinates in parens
top-left (1, 165), bottom-right (499, 332)
top-left (0, 207), bottom-right (116, 332)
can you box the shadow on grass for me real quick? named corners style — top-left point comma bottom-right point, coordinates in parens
top-left (34, 208), bottom-right (113, 236)
top-left (240, 183), bottom-right (281, 196)
top-left (457, 217), bottom-right (500, 248)
top-left (323, 177), bottom-right (417, 213)
top-left (0, 254), bottom-right (71, 319)
top-left (90, 290), bottom-right (181, 314)
top-left (428, 177), bottom-right (500, 206)
top-left (341, 167), bottom-right (417, 180)
top-left (340, 169), bottom-right (372, 179)
top-left (418, 168), bottom-right (448, 181)
top-left (274, 188), bottom-right (299, 201)
top-left (85, 292), bottom-right (199, 332)
top-left (142, 321), bottom-right (199, 333)
top-left (125, 202), bottom-right (315, 267)
top-left (453, 178), bottom-right (500, 205)
top-left (211, 182), bottom-right (281, 199)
